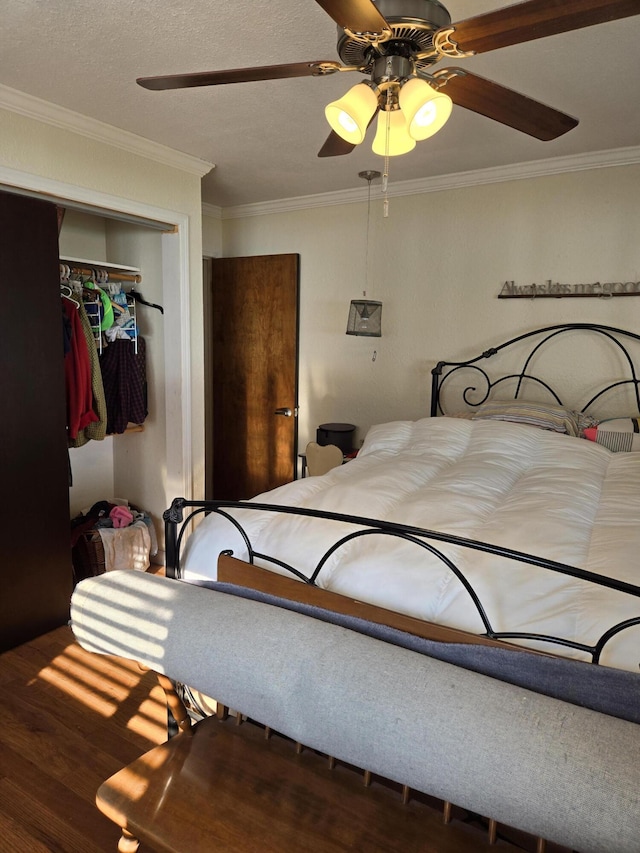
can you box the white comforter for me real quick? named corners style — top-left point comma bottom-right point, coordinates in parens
top-left (183, 417), bottom-right (640, 671)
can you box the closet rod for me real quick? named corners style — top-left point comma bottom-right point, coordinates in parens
top-left (60, 263), bottom-right (142, 284)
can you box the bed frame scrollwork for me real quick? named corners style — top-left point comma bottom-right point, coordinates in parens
top-left (430, 322), bottom-right (640, 416)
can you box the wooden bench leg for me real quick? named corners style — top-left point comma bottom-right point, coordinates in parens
top-left (118, 828), bottom-right (140, 852)
top-left (488, 818), bottom-right (497, 844)
top-left (156, 673), bottom-right (192, 733)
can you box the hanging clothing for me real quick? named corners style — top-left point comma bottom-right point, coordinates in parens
top-left (63, 298), bottom-right (99, 440)
top-left (99, 336), bottom-right (147, 434)
top-left (135, 335), bottom-right (148, 419)
top-left (69, 300), bottom-right (108, 447)
top-left (62, 302), bottom-right (72, 355)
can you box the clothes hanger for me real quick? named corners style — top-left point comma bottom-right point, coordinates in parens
top-left (83, 280), bottom-right (114, 330)
top-left (60, 284), bottom-right (80, 307)
top-left (129, 289), bottom-right (164, 314)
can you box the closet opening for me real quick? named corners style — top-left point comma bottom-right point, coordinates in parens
top-left (60, 209), bottom-right (168, 569)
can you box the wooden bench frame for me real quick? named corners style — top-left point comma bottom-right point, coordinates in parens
top-left (97, 678), bottom-right (536, 853)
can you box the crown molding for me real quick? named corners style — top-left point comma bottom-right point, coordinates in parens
top-left (0, 83), bottom-right (214, 179)
top-left (202, 202), bottom-right (223, 220)
top-left (220, 145), bottom-right (640, 219)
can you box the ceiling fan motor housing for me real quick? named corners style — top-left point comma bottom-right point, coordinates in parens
top-left (336, 0), bottom-right (452, 71)
top-left (372, 55), bottom-right (413, 95)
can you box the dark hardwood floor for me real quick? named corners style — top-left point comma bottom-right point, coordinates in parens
top-left (0, 625), bottom-right (166, 852)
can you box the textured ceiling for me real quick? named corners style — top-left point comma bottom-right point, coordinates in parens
top-left (1, 0), bottom-right (639, 208)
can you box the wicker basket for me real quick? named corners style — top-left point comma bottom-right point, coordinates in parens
top-left (72, 530), bottom-right (106, 581)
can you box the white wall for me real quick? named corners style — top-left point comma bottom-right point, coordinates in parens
top-left (59, 208), bottom-right (108, 261)
top-left (202, 208), bottom-right (223, 258)
top-left (217, 164), bottom-right (640, 449)
top-left (68, 440), bottom-right (116, 518)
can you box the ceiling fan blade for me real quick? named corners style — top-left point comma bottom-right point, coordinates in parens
top-left (446, 0), bottom-right (640, 55)
top-left (317, 131), bottom-right (357, 157)
top-left (137, 61), bottom-right (341, 91)
top-left (314, 0), bottom-right (391, 35)
top-left (438, 68), bottom-right (579, 140)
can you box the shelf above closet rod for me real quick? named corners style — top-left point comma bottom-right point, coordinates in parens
top-left (59, 255), bottom-right (142, 283)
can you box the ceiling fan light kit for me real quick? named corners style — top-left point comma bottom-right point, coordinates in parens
top-left (328, 72), bottom-right (453, 155)
top-left (372, 108), bottom-right (417, 156)
top-left (399, 77), bottom-right (453, 140)
top-left (137, 0), bottom-right (640, 160)
top-left (325, 46), bottom-right (455, 155)
top-left (325, 82), bottom-right (379, 144)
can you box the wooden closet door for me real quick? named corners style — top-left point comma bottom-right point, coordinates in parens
top-left (0, 189), bottom-right (73, 652)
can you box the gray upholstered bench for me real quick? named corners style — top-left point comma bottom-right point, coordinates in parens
top-left (71, 570), bottom-right (640, 853)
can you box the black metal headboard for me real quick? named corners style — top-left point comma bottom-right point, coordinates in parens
top-left (430, 323), bottom-right (640, 417)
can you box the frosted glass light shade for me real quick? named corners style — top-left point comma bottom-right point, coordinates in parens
top-left (325, 83), bottom-right (378, 145)
top-left (399, 77), bottom-right (452, 141)
top-left (372, 109), bottom-right (416, 156)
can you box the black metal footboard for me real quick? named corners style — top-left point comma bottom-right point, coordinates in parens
top-left (164, 497), bottom-right (640, 666)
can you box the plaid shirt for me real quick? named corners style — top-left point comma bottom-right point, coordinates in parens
top-left (99, 337), bottom-right (147, 434)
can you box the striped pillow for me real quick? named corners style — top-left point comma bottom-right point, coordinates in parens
top-left (583, 418), bottom-right (640, 452)
top-left (470, 400), bottom-right (582, 436)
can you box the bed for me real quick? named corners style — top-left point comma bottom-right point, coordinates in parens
top-left (166, 323), bottom-right (640, 674)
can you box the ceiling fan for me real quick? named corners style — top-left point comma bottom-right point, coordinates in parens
top-left (137, 0), bottom-right (640, 158)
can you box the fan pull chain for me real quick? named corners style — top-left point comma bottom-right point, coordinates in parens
top-left (381, 89), bottom-right (392, 217)
top-left (383, 155), bottom-right (389, 218)
top-left (381, 102), bottom-right (391, 217)
top-left (366, 175), bottom-right (372, 294)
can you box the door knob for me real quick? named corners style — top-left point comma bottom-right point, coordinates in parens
top-left (274, 407), bottom-right (293, 417)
